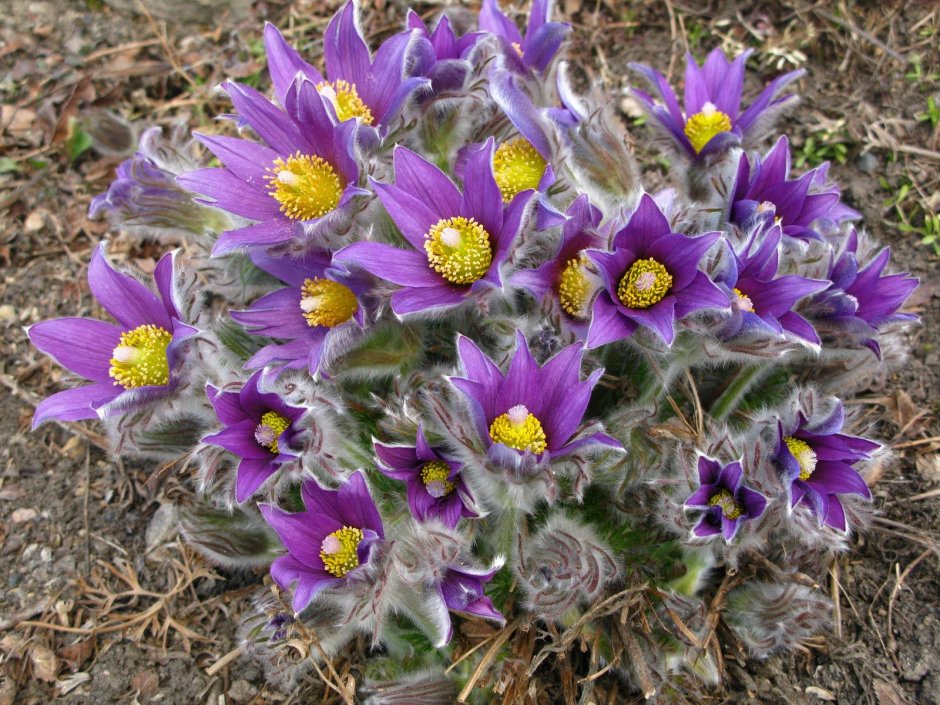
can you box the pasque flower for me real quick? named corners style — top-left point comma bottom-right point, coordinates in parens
top-left (203, 370), bottom-right (305, 503)
top-left (774, 402), bottom-right (877, 531)
top-left (28, 244), bottom-right (197, 427)
top-left (407, 9), bottom-right (483, 94)
top-left (449, 331), bottom-right (620, 463)
top-left (231, 248), bottom-right (368, 378)
top-left (479, 0), bottom-right (569, 74)
top-left (684, 456), bottom-right (768, 541)
top-left (334, 141), bottom-right (531, 315)
top-left (439, 563), bottom-right (504, 623)
top-left (630, 48), bottom-right (804, 157)
top-left (263, 2), bottom-right (430, 132)
top-left (260, 471), bottom-right (385, 612)
top-left (587, 194), bottom-right (727, 348)
top-left (178, 78), bottom-right (367, 255)
top-left (730, 136), bottom-right (859, 240)
top-left (374, 424), bottom-right (477, 528)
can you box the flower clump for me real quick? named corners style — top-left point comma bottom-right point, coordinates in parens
top-left (33, 1), bottom-right (919, 700)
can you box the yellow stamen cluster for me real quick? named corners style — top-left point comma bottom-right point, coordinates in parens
top-left (708, 489), bottom-right (743, 519)
top-left (733, 287), bottom-right (755, 313)
top-left (299, 278), bottom-right (358, 328)
top-left (267, 152), bottom-right (343, 221)
top-left (424, 216), bottom-right (493, 285)
top-left (319, 526), bottom-right (364, 578)
top-left (109, 324), bottom-right (173, 390)
top-left (420, 461), bottom-right (455, 498)
top-left (489, 404), bottom-right (548, 455)
top-left (255, 410), bottom-right (291, 454)
top-left (492, 137), bottom-right (547, 203)
top-left (558, 253), bottom-right (593, 320)
top-left (784, 436), bottom-right (818, 481)
top-left (684, 102), bottom-right (732, 154)
top-left (316, 79), bottom-right (374, 125)
top-left (617, 258), bottom-right (673, 309)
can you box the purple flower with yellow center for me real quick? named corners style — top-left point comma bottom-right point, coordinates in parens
top-left (630, 48), bottom-right (804, 158)
top-left (27, 244), bottom-right (197, 427)
top-left (260, 471), bottom-right (384, 613)
top-left (774, 403), bottom-right (878, 531)
top-left (730, 136), bottom-right (860, 240)
top-left (333, 141), bottom-right (531, 315)
top-left (685, 456), bottom-right (767, 541)
top-left (374, 424), bottom-right (477, 529)
top-left (808, 229), bottom-right (918, 357)
top-left (178, 78), bottom-right (367, 255)
top-left (716, 225), bottom-right (829, 344)
top-left (511, 194), bottom-right (604, 334)
top-left (203, 370), bottom-right (305, 503)
top-left (449, 331), bottom-right (620, 464)
top-left (586, 194), bottom-right (727, 348)
top-left (440, 563), bottom-right (504, 625)
top-left (480, 0), bottom-right (569, 75)
top-left (263, 3), bottom-right (429, 132)
top-left (407, 9), bottom-right (483, 94)
top-left (231, 249), bottom-right (367, 378)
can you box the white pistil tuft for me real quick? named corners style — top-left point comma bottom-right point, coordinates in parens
top-left (507, 404), bottom-right (529, 425)
top-left (277, 170), bottom-right (301, 187)
top-left (701, 101), bottom-right (717, 116)
top-left (300, 295), bottom-right (322, 313)
top-left (321, 534), bottom-right (342, 555)
top-left (440, 227), bottom-right (462, 248)
top-left (112, 345), bottom-right (138, 364)
top-left (634, 271), bottom-right (656, 292)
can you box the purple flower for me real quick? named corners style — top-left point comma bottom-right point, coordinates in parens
top-left (264, 3), bottom-right (429, 132)
top-left (807, 230), bottom-right (918, 357)
top-left (774, 402), bottom-right (878, 531)
top-left (203, 370), bottom-right (306, 503)
top-left (730, 136), bottom-right (860, 240)
top-left (178, 79), bottom-right (366, 255)
top-left (715, 225), bottom-right (829, 344)
top-left (511, 194), bottom-right (604, 336)
top-left (407, 10), bottom-right (483, 94)
top-left (449, 331), bottom-right (620, 464)
top-left (630, 48), bottom-right (804, 157)
top-left (479, 0), bottom-right (569, 74)
top-left (587, 194), bottom-right (727, 348)
top-left (27, 244), bottom-right (197, 427)
top-left (231, 249), bottom-right (368, 378)
top-left (374, 424), bottom-right (477, 528)
top-left (333, 142), bottom-right (531, 315)
top-left (685, 457), bottom-right (768, 541)
top-left (260, 471), bottom-right (385, 613)
top-left (439, 563), bottom-right (504, 624)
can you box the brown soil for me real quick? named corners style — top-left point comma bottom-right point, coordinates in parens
top-left (0, 1), bottom-right (937, 704)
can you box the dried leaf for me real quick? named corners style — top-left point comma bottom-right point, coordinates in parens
top-left (58, 638), bottom-right (96, 670)
top-left (131, 669), bottom-right (159, 697)
top-left (915, 453), bottom-right (940, 483)
top-left (29, 644), bottom-right (59, 682)
top-left (873, 679), bottom-right (908, 705)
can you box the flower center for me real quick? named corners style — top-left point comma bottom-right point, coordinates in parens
top-left (255, 410), bottom-right (291, 454)
top-left (784, 436), bottom-right (818, 481)
top-left (733, 287), bottom-right (755, 313)
top-left (267, 152), bottom-right (343, 221)
top-left (420, 460), bottom-right (455, 498)
top-left (316, 79), bottom-right (374, 125)
top-left (109, 324), bottom-right (173, 390)
top-left (683, 102), bottom-right (732, 154)
top-left (424, 216), bottom-right (493, 285)
top-left (489, 404), bottom-right (548, 455)
top-left (319, 526), bottom-right (364, 578)
top-left (617, 257), bottom-right (673, 309)
top-left (708, 489), bottom-right (743, 519)
top-left (492, 137), bottom-right (547, 202)
top-left (558, 253), bottom-right (594, 320)
top-left (299, 278), bottom-right (358, 328)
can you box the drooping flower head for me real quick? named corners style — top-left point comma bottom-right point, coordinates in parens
top-left (774, 402), bottom-right (877, 532)
top-left (684, 457), bottom-right (768, 542)
top-left (730, 136), bottom-right (860, 240)
top-left (407, 9), bottom-right (483, 94)
top-left (587, 194), bottom-right (727, 348)
top-left (439, 562), bottom-right (504, 624)
top-left (715, 225), bottom-right (829, 344)
top-left (334, 141), bottom-right (531, 315)
top-left (264, 3), bottom-right (430, 132)
top-left (449, 331), bottom-right (620, 466)
top-left (807, 229), bottom-right (918, 357)
top-left (479, 0), bottom-right (569, 75)
top-left (28, 244), bottom-right (197, 427)
top-left (178, 79), bottom-right (367, 254)
top-left (260, 471), bottom-right (385, 613)
top-left (630, 48), bottom-right (804, 158)
top-left (203, 370), bottom-right (306, 503)
top-left (374, 424), bottom-right (478, 528)
top-left (231, 249), bottom-right (368, 378)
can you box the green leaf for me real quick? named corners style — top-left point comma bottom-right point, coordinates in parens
top-left (65, 118), bottom-right (94, 163)
top-left (0, 157), bottom-right (20, 174)
top-left (215, 318), bottom-right (270, 361)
